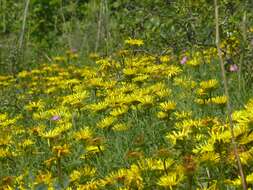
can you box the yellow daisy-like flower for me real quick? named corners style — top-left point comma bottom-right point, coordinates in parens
top-left (160, 101), bottom-right (176, 112)
top-left (160, 55), bottom-right (171, 63)
top-left (110, 106), bottom-right (129, 117)
top-left (0, 148), bottom-right (13, 158)
top-left (76, 180), bottom-right (100, 190)
top-left (85, 145), bottom-right (104, 155)
top-left (209, 95), bottom-right (227, 105)
top-left (52, 144), bottom-right (70, 157)
top-left (112, 123), bottom-right (129, 131)
top-left (81, 166), bottom-right (97, 177)
top-left (40, 123), bottom-right (71, 139)
top-left (157, 111), bottom-right (168, 119)
top-left (125, 38), bottom-right (144, 46)
top-left (89, 52), bottom-right (100, 59)
top-left (157, 173), bottom-right (183, 189)
top-left (97, 116), bottom-right (117, 129)
top-left (195, 98), bottom-right (206, 105)
top-left (74, 127), bottom-right (93, 141)
top-left (53, 56), bottom-right (66, 62)
top-left (123, 67), bottom-right (138, 76)
top-left (87, 101), bottom-right (109, 112)
top-left (132, 74), bottom-right (149, 82)
top-left (200, 79), bottom-right (218, 91)
top-left (138, 95), bottom-right (154, 106)
top-left (19, 139), bottom-right (34, 148)
top-left (174, 111), bottom-right (192, 120)
top-left (69, 170), bottom-right (81, 182)
top-left (155, 88), bottom-right (171, 98)
top-left (35, 170), bottom-right (53, 186)
top-left (196, 88), bottom-right (208, 96)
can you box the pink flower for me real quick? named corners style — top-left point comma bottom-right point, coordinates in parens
top-left (180, 56), bottom-right (187, 65)
top-left (51, 115), bottom-right (60, 121)
top-left (71, 48), bottom-right (78, 53)
top-left (229, 64), bottom-right (238, 72)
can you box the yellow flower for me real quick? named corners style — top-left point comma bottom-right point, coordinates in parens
top-left (157, 173), bottom-right (183, 189)
top-left (83, 145), bottom-right (104, 156)
top-left (35, 171), bottom-right (53, 185)
top-left (76, 180), bottom-right (100, 190)
top-left (208, 95), bottom-right (227, 105)
top-left (195, 98), bottom-right (206, 105)
top-left (87, 101), bottom-right (109, 112)
top-left (138, 95), bottom-right (154, 106)
top-left (132, 74), bottom-right (149, 82)
top-left (123, 67), bottom-right (138, 76)
top-left (53, 56), bottom-right (66, 62)
top-left (40, 124), bottom-right (71, 139)
top-left (157, 111), bottom-right (168, 119)
top-left (70, 170), bottom-right (81, 182)
top-left (110, 106), bottom-right (129, 117)
top-left (62, 91), bottom-right (89, 107)
top-left (125, 38), bottom-right (144, 46)
top-left (0, 148), bottom-right (13, 158)
top-left (155, 88), bottom-right (171, 98)
top-left (187, 57), bottom-right (200, 66)
top-left (0, 135), bottom-right (12, 146)
top-left (160, 55), bottom-right (171, 63)
top-left (74, 127), bottom-right (93, 141)
top-left (97, 116), bottom-right (117, 129)
top-left (112, 123), bottom-right (129, 131)
top-left (117, 49), bottom-right (129, 56)
top-left (52, 144), bottom-right (70, 157)
top-left (19, 139), bottom-right (34, 148)
top-left (174, 111), bottom-right (192, 120)
top-left (25, 100), bottom-right (45, 111)
top-left (196, 88), bottom-right (208, 96)
top-left (192, 141), bottom-right (214, 154)
top-left (81, 166), bottom-right (97, 177)
top-left (199, 79), bottom-right (218, 91)
top-left (44, 157), bottom-right (57, 167)
top-left (137, 158), bottom-right (174, 171)
top-left (166, 128), bottom-right (191, 145)
top-left (89, 52), bottom-right (100, 59)
top-left (160, 101), bottom-right (176, 112)
top-left (163, 66), bottom-right (182, 77)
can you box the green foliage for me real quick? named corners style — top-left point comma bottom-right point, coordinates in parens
top-left (0, 0), bottom-right (253, 188)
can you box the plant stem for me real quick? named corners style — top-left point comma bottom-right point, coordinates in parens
top-left (95, 0), bottom-right (103, 53)
top-left (214, 0), bottom-right (247, 189)
top-left (163, 158), bottom-right (168, 174)
top-left (57, 157), bottom-right (63, 187)
top-left (19, 0), bottom-right (30, 50)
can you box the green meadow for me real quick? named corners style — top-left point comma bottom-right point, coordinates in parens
top-left (0, 1), bottom-right (253, 189)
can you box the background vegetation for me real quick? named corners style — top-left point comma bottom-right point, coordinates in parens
top-left (0, 0), bottom-right (252, 74)
top-left (0, 0), bottom-right (253, 189)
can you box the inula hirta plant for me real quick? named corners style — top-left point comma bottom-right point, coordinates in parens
top-left (0, 32), bottom-right (253, 189)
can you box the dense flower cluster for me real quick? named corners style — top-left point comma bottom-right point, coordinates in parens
top-left (0, 36), bottom-right (252, 189)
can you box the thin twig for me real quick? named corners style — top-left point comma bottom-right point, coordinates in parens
top-left (60, 1), bottom-right (72, 49)
top-left (95, 0), bottom-right (103, 53)
top-left (214, 0), bottom-right (247, 189)
top-left (19, 0), bottom-right (30, 50)
top-left (239, 11), bottom-right (247, 93)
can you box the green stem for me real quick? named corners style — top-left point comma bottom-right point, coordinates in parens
top-left (214, 0), bottom-right (247, 189)
top-left (57, 157), bottom-right (63, 187)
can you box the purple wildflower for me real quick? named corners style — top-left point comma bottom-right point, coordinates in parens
top-left (229, 64), bottom-right (238, 72)
top-left (71, 48), bottom-right (78, 53)
top-left (51, 115), bottom-right (60, 121)
top-left (180, 56), bottom-right (187, 65)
